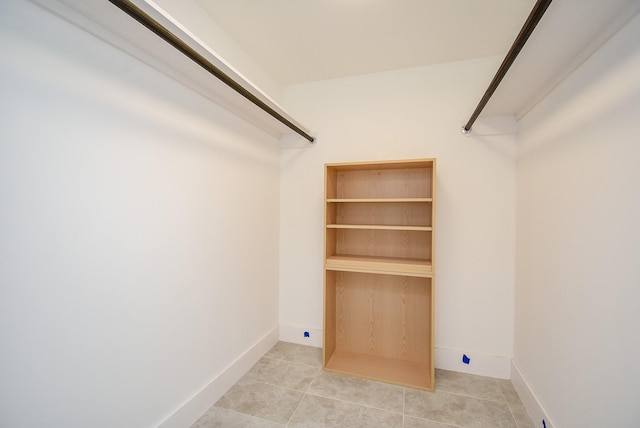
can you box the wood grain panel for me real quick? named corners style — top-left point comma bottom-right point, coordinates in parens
top-left (325, 165), bottom-right (337, 199)
top-left (336, 167), bottom-right (432, 199)
top-left (335, 201), bottom-right (432, 227)
top-left (325, 351), bottom-right (432, 390)
top-left (323, 159), bottom-right (435, 390)
top-left (325, 255), bottom-right (432, 277)
top-left (334, 272), bottom-right (431, 363)
top-left (323, 270), bottom-right (337, 366)
top-left (335, 229), bottom-right (431, 260)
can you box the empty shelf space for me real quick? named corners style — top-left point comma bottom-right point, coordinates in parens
top-left (324, 350), bottom-right (433, 391)
top-left (325, 255), bottom-right (432, 277)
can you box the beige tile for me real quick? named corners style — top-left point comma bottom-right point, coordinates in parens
top-left (208, 343), bottom-right (526, 428)
top-left (467, 418), bottom-right (517, 428)
top-left (265, 341), bottom-right (323, 367)
top-left (288, 394), bottom-right (403, 427)
top-left (245, 356), bottom-right (320, 391)
top-left (405, 388), bottom-right (517, 428)
top-left (498, 379), bottom-right (524, 405)
top-left (307, 370), bottom-right (404, 413)
top-left (435, 369), bottom-right (505, 402)
top-left (191, 407), bottom-right (284, 427)
top-left (214, 378), bottom-right (304, 424)
top-left (403, 415), bottom-right (460, 427)
top-left (508, 403), bottom-right (535, 428)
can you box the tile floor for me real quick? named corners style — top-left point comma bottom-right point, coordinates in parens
top-left (192, 342), bottom-right (535, 428)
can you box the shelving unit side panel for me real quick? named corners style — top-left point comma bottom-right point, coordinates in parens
top-left (324, 166), bottom-right (337, 261)
top-left (325, 228), bottom-right (337, 260)
top-left (334, 272), bottom-right (431, 363)
top-left (325, 166), bottom-right (338, 199)
top-left (323, 270), bottom-right (337, 367)
top-left (335, 229), bottom-right (432, 260)
top-left (326, 202), bottom-right (337, 225)
top-left (430, 161), bottom-right (436, 275)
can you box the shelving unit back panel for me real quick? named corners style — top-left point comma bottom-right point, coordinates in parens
top-left (335, 202), bottom-right (431, 227)
top-left (335, 167), bottom-right (433, 199)
top-left (335, 229), bottom-right (431, 260)
top-left (333, 271), bottom-right (431, 363)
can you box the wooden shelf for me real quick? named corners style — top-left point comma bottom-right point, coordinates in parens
top-left (325, 159), bottom-right (434, 171)
top-left (327, 198), bottom-right (432, 203)
top-left (325, 255), bottom-right (432, 277)
top-left (325, 350), bottom-right (432, 390)
top-left (327, 224), bottom-right (432, 231)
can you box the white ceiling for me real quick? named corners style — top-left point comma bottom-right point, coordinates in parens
top-left (195, 0), bottom-right (640, 118)
top-left (196, 0), bottom-right (536, 85)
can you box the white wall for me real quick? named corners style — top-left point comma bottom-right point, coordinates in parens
top-left (279, 58), bottom-right (517, 375)
top-left (0, 2), bottom-right (280, 427)
top-left (515, 12), bottom-right (640, 428)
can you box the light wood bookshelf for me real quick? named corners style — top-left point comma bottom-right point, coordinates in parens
top-left (323, 159), bottom-right (435, 391)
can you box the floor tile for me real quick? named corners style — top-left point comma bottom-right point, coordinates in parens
top-left (403, 415), bottom-right (460, 427)
top-left (307, 370), bottom-right (404, 413)
top-left (214, 378), bottom-right (304, 425)
top-left (498, 379), bottom-right (524, 405)
top-left (265, 342), bottom-right (323, 367)
top-left (405, 388), bottom-right (517, 428)
top-left (508, 403), bottom-right (535, 428)
top-left (435, 369), bottom-right (505, 402)
top-left (191, 407), bottom-right (284, 427)
top-left (288, 394), bottom-right (403, 428)
top-left (202, 343), bottom-right (533, 428)
top-left (245, 356), bottom-right (320, 391)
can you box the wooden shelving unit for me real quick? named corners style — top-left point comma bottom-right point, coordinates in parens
top-left (323, 159), bottom-right (436, 391)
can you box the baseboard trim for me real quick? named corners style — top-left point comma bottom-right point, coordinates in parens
top-left (279, 323), bottom-right (322, 348)
top-left (510, 360), bottom-right (555, 428)
top-left (156, 327), bottom-right (279, 428)
top-left (435, 347), bottom-right (511, 379)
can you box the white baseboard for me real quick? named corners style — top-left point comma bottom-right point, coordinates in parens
top-left (156, 327), bottom-right (279, 428)
top-left (434, 347), bottom-right (511, 379)
top-left (279, 323), bottom-right (322, 348)
top-left (510, 360), bottom-right (554, 428)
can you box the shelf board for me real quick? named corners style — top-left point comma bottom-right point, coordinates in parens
top-left (325, 159), bottom-right (435, 171)
top-left (327, 224), bottom-right (432, 231)
top-left (325, 255), bottom-right (432, 277)
top-left (325, 350), bottom-right (433, 391)
top-left (327, 198), bottom-right (432, 203)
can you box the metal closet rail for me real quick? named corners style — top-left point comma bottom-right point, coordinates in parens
top-left (461, 0), bottom-right (553, 134)
top-left (108, 0), bottom-right (316, 144)
top-left (109, 0), bottom-right (551, 139)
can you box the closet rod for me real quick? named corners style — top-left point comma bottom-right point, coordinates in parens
top-left (461, 0), bottom-right (553, 134)
top-left (108, 0), bottom-right (315, 144)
